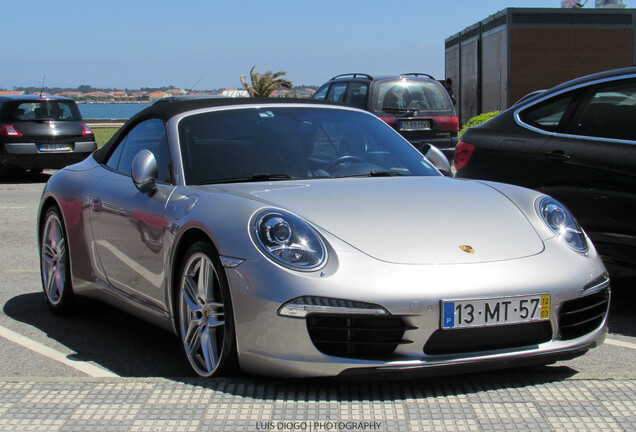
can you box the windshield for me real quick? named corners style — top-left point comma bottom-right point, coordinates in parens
top-left (178, 107), bottom-right (440, 185)
top-left (9, 100), bottom-right (82, 121)
top-left (372, 79), bottom-right (451, 112)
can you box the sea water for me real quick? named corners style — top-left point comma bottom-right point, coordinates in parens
top-left (77, 103), bottom-right (151, 119)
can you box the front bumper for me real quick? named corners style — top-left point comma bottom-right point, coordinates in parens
top-left (225, 236), bottom-right (609, 378)
top-left (336, 342), bottom-right (597, 380)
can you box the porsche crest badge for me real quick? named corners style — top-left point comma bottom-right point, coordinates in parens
top-left (459, 245), bottom-right (475, 254)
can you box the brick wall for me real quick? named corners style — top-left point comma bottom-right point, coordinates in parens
top-left (509, 27), bottom-right (634, 104)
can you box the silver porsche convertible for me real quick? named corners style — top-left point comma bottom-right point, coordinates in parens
top-left (38, 98), bottom-right (610, 378)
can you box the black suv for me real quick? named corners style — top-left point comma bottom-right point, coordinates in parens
top-left (312, 73), bottom-right (458, 158)
top-left (0, 95), bottom-right (96, 177)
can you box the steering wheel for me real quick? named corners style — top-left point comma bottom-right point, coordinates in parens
top-left (325, 155), bottom-right (366, 172)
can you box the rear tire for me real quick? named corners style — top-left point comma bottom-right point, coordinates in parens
top-left (177, 241), bottom-right (237, 377)
top-left (40, 207), bottom-right (75, 314)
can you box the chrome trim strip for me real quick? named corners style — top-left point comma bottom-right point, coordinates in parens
top-left (278, 303), bottom-right (389, 318)
top-left (513, 73), bottom-right (636, 145)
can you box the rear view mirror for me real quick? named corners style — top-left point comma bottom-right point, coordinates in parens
top-left (422, 144), bottom-right (452, 176)
top-left (132, 150), bottom-right (158, 195)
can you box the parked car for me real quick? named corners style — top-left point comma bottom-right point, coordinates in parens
top-left (312, 73), bottom-right (459, 159)
top-left (455, 67), bottom-right (636, 278)
top-left (513, 89), bottom-right (546, 106)
top-left (0, 95), bottom-right (96, 177)
top-left (39, 97), bottom-right (608, 378)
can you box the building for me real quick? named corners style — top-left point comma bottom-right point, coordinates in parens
top-left (445, 7), bottom-right (636, 124)
top-left (221, 89), bottom-right (249, 98)
top-left (596, 0), bottom-right (627, 8)
top-left (148, 91), bottom-right (170, 101)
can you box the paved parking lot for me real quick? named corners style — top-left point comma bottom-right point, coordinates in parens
top-left (0, 173), bottom-right (635, 431)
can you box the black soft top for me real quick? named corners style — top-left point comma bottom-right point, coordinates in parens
top-left (93, 97), bottom-right (343, 164)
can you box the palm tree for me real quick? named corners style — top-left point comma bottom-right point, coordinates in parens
top-left (240, 66), bottom-right (293, 97)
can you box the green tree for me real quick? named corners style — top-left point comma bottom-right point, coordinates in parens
top-left (240, 66), bottom-right (292, 97)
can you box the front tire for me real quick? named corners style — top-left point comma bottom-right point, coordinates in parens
top-left (177, 241), bottom-right (237, 377)
top-left (40, 207), bottom-right (74, 314)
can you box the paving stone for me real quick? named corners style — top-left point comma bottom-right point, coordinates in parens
top-left (0, 378), bottom-right (633, 431)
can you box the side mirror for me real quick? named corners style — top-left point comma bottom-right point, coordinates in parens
top-left (422, 144), bottom-right (453, 177)
top-left (132, 150), bottom-right (159, 195)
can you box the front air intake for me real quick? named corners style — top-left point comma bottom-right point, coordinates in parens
top-left (559, 288), bottom-right (610, 340)
top-left (307, 314), bottom-right (413, 359)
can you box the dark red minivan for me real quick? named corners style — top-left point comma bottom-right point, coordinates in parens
top-left (312, 73), bottom-right (459, 159)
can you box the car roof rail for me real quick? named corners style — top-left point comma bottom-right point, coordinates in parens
top-left (402, 73), bottom-right (436, 80)
top-left (330, 73), bottom-right (374, 81)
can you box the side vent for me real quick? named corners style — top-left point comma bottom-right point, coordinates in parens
top-left (559, 288), bottom-right (610, 340)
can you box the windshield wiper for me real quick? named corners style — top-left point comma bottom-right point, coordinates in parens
top-left (196, 174), bottom-right (294, 185)
top-left (368, 171), bottom-right (405, 177)
top-left (336, 171), bottom-right (406, 179)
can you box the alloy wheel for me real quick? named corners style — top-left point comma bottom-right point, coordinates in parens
top-left (41, 211), bottom-right (68, 306)
top-left (179, 251), bottom-right (226, 377)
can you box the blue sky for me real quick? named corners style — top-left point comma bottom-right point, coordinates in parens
top-left (2, 0), bottom-right (634, 90)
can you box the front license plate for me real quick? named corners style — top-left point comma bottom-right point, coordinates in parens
top-left (39, 144), bottom-right (71, 152)
top-left (441, 294), bottom-right (550, 329)
top-left (399, 120), bottom-right (431, 131)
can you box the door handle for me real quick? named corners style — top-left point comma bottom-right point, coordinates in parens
top-left (544, 150), bottom-right (570, 162)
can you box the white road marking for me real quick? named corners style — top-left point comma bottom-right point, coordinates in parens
top-left (0, 325), bottom-right (119, 378)
top-left (605, 337), bottom-right (636, 351)
top-left (0, 207), bottom-right (28, 210)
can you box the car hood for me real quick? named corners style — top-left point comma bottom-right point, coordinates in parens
top-left (213, 177), bottom-right (545, 265)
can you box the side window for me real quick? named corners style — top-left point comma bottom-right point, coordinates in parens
top-left (106, 135), bottom-right (126, 171)
top-left (344, 82), bottom-right (368, 109)
top-left (574, 80), bottom-right (636, 141)
top-left (312, 84), bottom-right (330, 100)
top-left (327, 82), bottom-right (347, 102)
top-left (104, 119), bottom-right (172, 183)
top-left (520, 94), bottom-right (573, 132)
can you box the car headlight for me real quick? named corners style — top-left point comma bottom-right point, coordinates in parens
top-left (538, 196), bottom-right (587, 252)
top-left (253, 210), bottom-right (326, 270)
